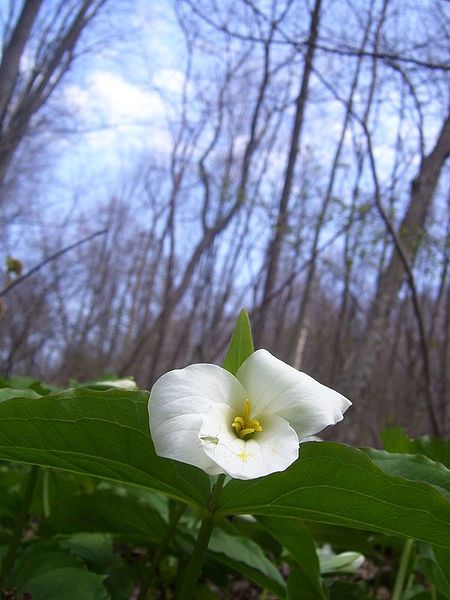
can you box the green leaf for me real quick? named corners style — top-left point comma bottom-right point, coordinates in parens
top-left (223, 309), bottom-right (254, 374)
top-left (381, 427), bottom-right (412, 453)
top-left (59, 533), bottom-right (114, 568)
top-left (218, 515), bottom-right (282, 558)
top-left (433, 546), bottom-right (450, 587)
top-left (44, 489), bottom-right (167, 545)
top-left (381, 428), bottom-right (450, 468)
top-left (6, 540), bottom-right (108, 600)
top-left (7, 540), bottom-right (84, 584)
top-left (0, 388), bottom-right (210, 508)
top-left (259, 517), bottom-right (326, 599)
top-left (19, 567), bottom-right (109, 600)
top-left (303, 523), bottom-right (378, 558)
top-left (365, 449), bottom-right (450, 499)
top-left (325, 580), bottom-right (371, 599)
top-left (0, 376), bottom-right (58, 395)
top-left (416, 545), bottom-right (450, 599)
top-left (216, 443), bottom-right (450, 550)
top-left (0, 388), bottom-right (42, 402)
top-left (76, 377), bottom-right (138, 391)
top-left (207, 528), bottom-right (286, 598)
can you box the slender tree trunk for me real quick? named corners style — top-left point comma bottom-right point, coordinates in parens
top-left (345, 112), bottom-right (450, 438)
top-left (0, 0), bottom-right (43, 121)
top-left (254, 0), bottom-right (322, 346)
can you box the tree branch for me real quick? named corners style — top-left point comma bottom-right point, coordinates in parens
top-left (0, 228), bottom-right (107, 298)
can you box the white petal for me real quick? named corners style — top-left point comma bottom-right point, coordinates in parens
top-left (149, 364), bottom-right (246, 473)
top-left (199, 403), bottom-right (299, 480)
top-left (236, 350), bottom-right (351, 440)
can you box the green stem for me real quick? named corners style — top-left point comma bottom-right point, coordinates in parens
top-left (138, 502), bottom-right (187, 600)
top-left (42, 469), bottom-right (50, 518)
top-left (392, 538), bottom-right (414, 600)
top-left (0, 465), bottom-right (39, 587)
top-left (176, 474), bottom-right (226, 600)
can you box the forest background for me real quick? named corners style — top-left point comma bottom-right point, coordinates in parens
top-left (0, 0), bottom-right (449, 446)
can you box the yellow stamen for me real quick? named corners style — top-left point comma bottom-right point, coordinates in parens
top-left (231, 399), bottom-right (263, 439)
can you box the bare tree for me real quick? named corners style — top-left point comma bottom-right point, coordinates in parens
top-left (0, 0), bottom-right (109, 192)
top-left (345, 112), bottom-right (450, 438)
top-left (255, 0), bottom-right (322, 345)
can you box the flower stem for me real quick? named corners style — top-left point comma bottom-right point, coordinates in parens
top-left (176, 474), bottom-right (226, 600)
top-left (42, 468), bottom-right (50, 518)
top-left (138, 502), bottom-right (186, 600)
top-left (392, 538), bottom-right (414, 600)
top-left (0, 465), bottom-right (39, 587)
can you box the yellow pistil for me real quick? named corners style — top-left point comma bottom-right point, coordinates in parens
top-left (231, 399), bottom-right (263, 439)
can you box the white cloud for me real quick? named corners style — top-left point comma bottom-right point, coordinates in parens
top-left (153, 68), bottom-right (186, 94)
top-left (65, 70), bottom-right (166, 126)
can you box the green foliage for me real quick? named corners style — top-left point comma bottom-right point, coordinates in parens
top-left (260, 517), bottom-right (326, 599)
top-left (0, 376), bottom-right (449, 598)
top-left (6, 540), bottom-right (109, 599)
top-left (365, 448), bottom-right (450, 498)
top-left (203, 528), bottom-right (286, 597)
top-left (0, 387), bottom-right (210, 507)
top-left (217, 442), bottom-right (450, 550)
top-left (381, 427), bottom-right (450, 468)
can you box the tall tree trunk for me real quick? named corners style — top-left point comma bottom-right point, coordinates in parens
top-left (0, 0), bottom-right (43, 122)
top-left (254, 0), bottom-right (322, 346)
top-left (345, 112), bottom-right (450, 439)
top-left (288, 0), bottom-right (388, 362)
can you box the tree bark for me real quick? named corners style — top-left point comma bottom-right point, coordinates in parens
top-left (0, 0), bottom-right (43, 123)
top-left (345, 112), bottom-right (450, 438)
top-left (254, 0), bottom-right (322, 346)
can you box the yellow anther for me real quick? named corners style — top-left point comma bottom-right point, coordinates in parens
top-left (231, 399), bottom-right (263, 439)
top-left (239, 427), bottom-right (255, 438)
top-left (248, 419), bottom-right (262, 431)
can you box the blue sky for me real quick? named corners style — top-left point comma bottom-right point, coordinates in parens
top-left (2, 0), bottom-right (448, 281)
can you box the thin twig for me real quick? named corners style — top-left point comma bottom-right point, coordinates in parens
top-left (0, 228), bottom-right (107, 298)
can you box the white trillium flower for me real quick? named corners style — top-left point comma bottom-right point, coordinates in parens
top-left (148, 349), bottom-right (351, 480)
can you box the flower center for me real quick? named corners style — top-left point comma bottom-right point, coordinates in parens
top-left (231, 399), bottom-right (263, 439)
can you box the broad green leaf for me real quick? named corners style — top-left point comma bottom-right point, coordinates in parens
top-left (380, 427), bottom-right (412, 453)
top-left (287, 568), bottom-right (319, 600)
top-left (208, 528), bottom-right (285, 597)
top-left (0, 388), bottom-right (41, 402)
top-left (0, 376), bottom-right (58, 395)
top-left (59, 533), bottom-right (114, 568)
top-left (223, 309), bottom-right (254, 374)
top-left (44, 489), bottom-right (167, 545)
top-left (324, 580), bottom-right (371, 599)
top-left (7, 540), bottom-right (84, 584)
top-left (0, 388), bottom-right (210, 508)
top-left (176, 526), bottom-right (286, 598)
top-left (304, 523), bottom-right (379, 558)
top-left (218, 515), bottom-right (282, 558)
top-left (259, 516), bottom-right (326, 599)
top-left (75, 377), bottom-right (137, 391)
top-left (6, 539), bottom-right (108, 600)
top-left (381, 428), bottom-right (450, 468)
top-left (217, 443), bottom-right (450, 550)
top-left (421, 546), bottom-right (450, 598)
top-left (365, 449), bottom-right (450, 499)
top-left (17, 567), bottom-right (108, 600)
